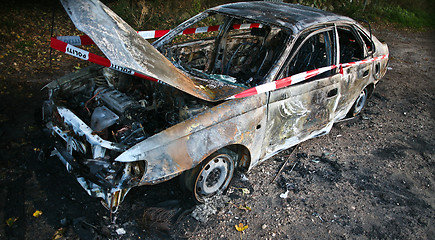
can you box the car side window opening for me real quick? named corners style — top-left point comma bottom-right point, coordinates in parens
top-left (337, 27), bottom-right (365, 63)
top-left (357, 29), bottom-right (374, 56)
top-left (281, 30), bottom-right (334, 81)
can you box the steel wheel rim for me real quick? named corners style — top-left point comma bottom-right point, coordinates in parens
top-left (196, 154), bottom-right (233, 197)
top-left (353, 90), bottom-right (367, 115)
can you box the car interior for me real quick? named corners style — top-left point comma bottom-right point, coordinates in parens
top-left (161, 14), bottom-right (289, 88)
top-left (337, 27), bottom-right (365, 63)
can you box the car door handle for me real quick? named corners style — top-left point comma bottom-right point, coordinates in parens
top-left (362, 70), bottom-right (369, 77)
top-left (327, 88), bottom-right (338, 98)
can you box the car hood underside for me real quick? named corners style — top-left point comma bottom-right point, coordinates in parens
top-left (61, 0), bottom-right (246, 102)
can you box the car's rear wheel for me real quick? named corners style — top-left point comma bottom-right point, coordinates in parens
top-left (350, 88), bottom-right (368, 116)
top-left (181, 149), bottom-right (235, 203)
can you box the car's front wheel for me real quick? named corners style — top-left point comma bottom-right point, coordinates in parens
top-left (181, 149), bottom-right (235, 203)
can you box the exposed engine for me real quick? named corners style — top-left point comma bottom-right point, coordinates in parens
top-left (43, 65), bottom-right (215, 209)
top-left (46, 65), bottom-right (214, 148)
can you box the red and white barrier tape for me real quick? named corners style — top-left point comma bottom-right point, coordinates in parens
top-left (56, 35), bottom-right (94, 46)
top-left (51, 37), bottom-right (159, 83)
top-left (56, 23), bottom-right (263, 46)
top-left (51, 37), bottom-right (388, 100)
top-left (227, 54), bottom-right (389, 99)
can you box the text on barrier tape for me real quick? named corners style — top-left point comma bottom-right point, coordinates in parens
top-left (56, 23), bottom-right (263, 46)
top-left (51, 37), bottom-right (159, 83)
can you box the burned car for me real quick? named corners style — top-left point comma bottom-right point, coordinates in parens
top-left (44, 0), bottom-right (388, 210)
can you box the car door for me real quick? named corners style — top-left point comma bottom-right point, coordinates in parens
top-left (261, 28), bottom-right (341, 159)
top-left (334, 25), bottom-right (375, 120)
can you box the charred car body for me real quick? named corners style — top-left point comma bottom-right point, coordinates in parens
top-left (43, 0), bottom-right (388, 209)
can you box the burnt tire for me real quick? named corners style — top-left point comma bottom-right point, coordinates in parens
top-left (350, 88), bottom-right (368, 117)
top-left (180, 149), bottom-right (235, 203)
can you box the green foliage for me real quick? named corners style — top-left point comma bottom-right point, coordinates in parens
top-left (190, 0), bottom-right (203, 16)
top-left (372, 5), bottom-right (435, 28)
top-left (294, 0), bottom-right (434, 29)
top-left (107, 0), bottom-right (434, 30)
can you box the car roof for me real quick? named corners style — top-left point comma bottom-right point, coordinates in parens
top-left (210, 1), bottom-right (354, 34)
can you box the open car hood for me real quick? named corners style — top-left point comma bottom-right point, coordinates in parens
top-left (60, 0), bottom-right (246, 102)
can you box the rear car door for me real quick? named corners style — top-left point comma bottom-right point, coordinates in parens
top-left (261, 28), bottom-right (341, 159)
top-left (334, 25), bottom-right (375, 119)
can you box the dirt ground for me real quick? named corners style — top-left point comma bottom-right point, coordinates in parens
top-left (0, 4), bottom-right (434, 240)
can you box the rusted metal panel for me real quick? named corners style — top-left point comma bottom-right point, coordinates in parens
top-left (60, 0), bottom-right (247, 102)
top-left (115, 94), bottom-right (267, 184)
top-left (262, 74), bottom-right (341, 159)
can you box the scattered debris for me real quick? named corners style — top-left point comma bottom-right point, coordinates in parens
top-left (312, 212), bottom-right (325, 222)
top-left (271, 146), bottom-right (299, 183)
top-left (191, 195), bottom-right (230, 223)
top-left (288, 161), bottom-right (298, 174)
top-left (81, 220), bottom-right (98, 230)
top-left (116, 228), bottom-right (126, 235)
top-left (191, 203), bottom-right (217, 223)
top-left (52, 228), bottom-right (66, 240)
top-left (240, 173), bottom-right (249, 182)
top-left (228, 201), bottom-right (252, 211)
top-left (239, 188), bottom-right (250, 195)
top-left (6, 217), bottom-right (18, 227)
top-left (280, 190), bottom-right (290, 199)
top-left (311, 158), bottom-right (320, 163)
top-left (140, 207), bottom-right (174, 235)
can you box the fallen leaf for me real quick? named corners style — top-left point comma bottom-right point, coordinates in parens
top-left (238, 204), bottom-right (251, 211)
top-left (52, 228), bottom-right (65, 240)
top-left (33, 210), bottom-right (43, 217)
top-left (240, 188), bottom-right (250, 195)
top-left (235, 222), bottom-right (248, 232)
top-left (6, 217), bottom-right (18, 227)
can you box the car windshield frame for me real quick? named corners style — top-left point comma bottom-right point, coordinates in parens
top-left (155, 10), bottom-right (294, 89)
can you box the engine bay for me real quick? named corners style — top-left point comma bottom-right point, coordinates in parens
top-left (46, 65), bottom-right (215, 149)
